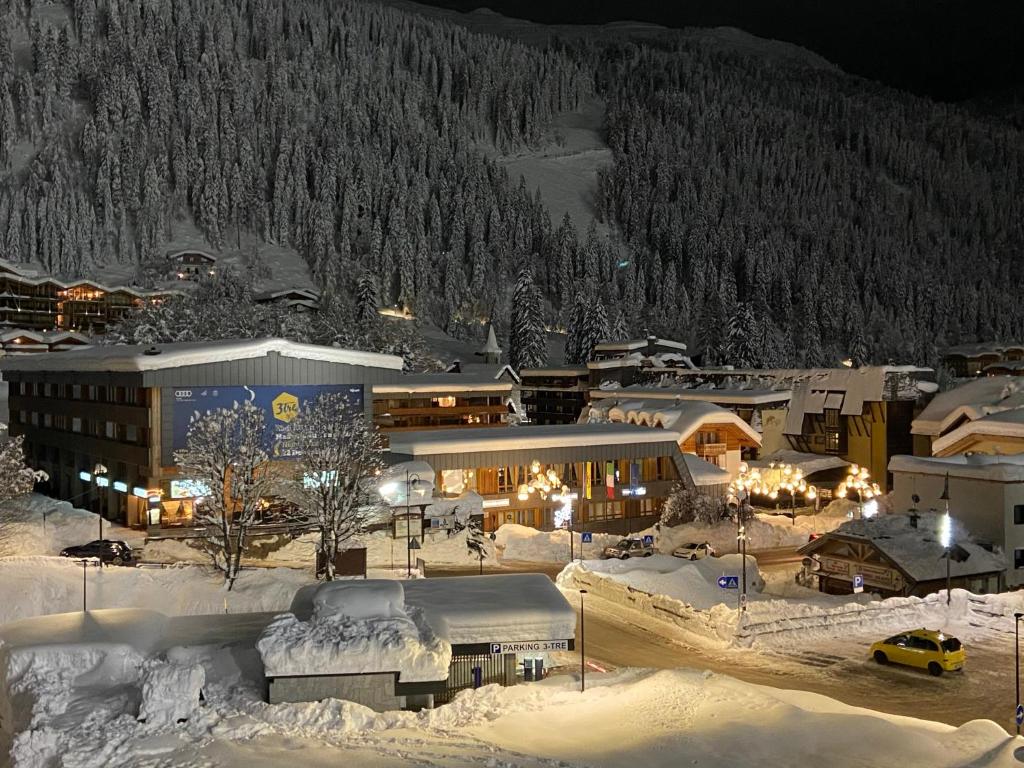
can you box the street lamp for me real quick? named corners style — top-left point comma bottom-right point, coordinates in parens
top-left (727, 491), bottom-right (749, 613)
top-left (579, 588), bottom-right (587, 693)
top-left (405, 471), bottom-right (421, 578)
top-left (940, 473), bottom-right (952, 607)
top-left (835, 465), bottom-right (880, 519)
top-left (93, 463), bottom-right (108, 541)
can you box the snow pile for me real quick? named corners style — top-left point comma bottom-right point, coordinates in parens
top-left (494, 524), bottom-right (620, 562)
top-left (143, 537), bottom-right (208, 563)
top-left (358, 526), bottom-right (496, 568)
top-left (0, 556), bottom-right (312, 624)
top-left (257, 580), bottom-right (451, 681)
top-left (137, 660), bottom-right (206, 726)
top-left (0, 494), bottom-right (143, 557)
top-left (557, 553), bottom-right (763, 611)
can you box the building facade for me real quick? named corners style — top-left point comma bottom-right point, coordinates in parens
top-left (372, 374), bottom-right (515, 434)
top-left (889, 454), bottom-right (1024, 587)
top-left (1, 339), bottom-right (403, 529)
top-left (387, 423), bottom-right (696, 534)
top-left (518, 367), bottom-right (590, 425)
top-left (0, 260), bottom-right (175, 334)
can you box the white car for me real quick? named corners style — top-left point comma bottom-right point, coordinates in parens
top-left (672, 542), bottom-right (716, 560)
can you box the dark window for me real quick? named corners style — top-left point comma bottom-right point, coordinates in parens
top-left (1016, 549), bottom-right (1024, 569)
top-left (1015, 505), bottom-right (1024, 525)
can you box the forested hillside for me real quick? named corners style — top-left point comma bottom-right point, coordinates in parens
top-left (0, 0), bottom-right (588, 337)
top-left (592, 39), bottom-right (1024, 366)
top-left (2, 0), bottom-right (1023, 368)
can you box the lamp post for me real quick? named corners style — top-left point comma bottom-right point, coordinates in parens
top-left (93, 463), bottom-right (108, 541)
top-left (1015, 612), bottom-right (1023, 735)
top-left (405, 470), bottom-right (421, 578)
top-left (940, 473), bottom-right (952, 607)
top-left (580, 588), bottom-right (587, 693)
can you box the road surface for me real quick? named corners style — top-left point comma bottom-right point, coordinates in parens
top-left (424, 555), bottom-right (1020, 733)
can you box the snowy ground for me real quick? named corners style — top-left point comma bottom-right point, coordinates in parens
top-left (2, 603), bottom-right (1020, 768)
top-left (0, 495), bottom-right (145, 558)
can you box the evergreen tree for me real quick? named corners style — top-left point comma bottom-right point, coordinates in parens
top-left (725, 302), bottom-right (760, 368)
top-left (508, 267), bottom-right (547, 371)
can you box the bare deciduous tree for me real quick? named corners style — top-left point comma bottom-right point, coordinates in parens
top-left (287, 392), bottom-right (386, 581)
top-left (174, 401), bottom-right (278, 590)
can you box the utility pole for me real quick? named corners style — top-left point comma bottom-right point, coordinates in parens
top-left (405, 470), bottom-right (420, 578)
top-left (1016, 613), bottom-right (1022, 736)
top-left (940, 474), bottom-right (951, 606)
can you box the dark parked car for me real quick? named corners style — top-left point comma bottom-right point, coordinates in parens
top-left (59, 539), bottom-right (134, 565)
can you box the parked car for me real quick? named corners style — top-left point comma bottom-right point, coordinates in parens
top-left (672, 542), bottom-right (716, 560)
top-left (59, 539), bottom-right (134, 566)
top-left (869, 629), bottom-right (965, 676)
top-left (601, 537), bottom-right (654, 560)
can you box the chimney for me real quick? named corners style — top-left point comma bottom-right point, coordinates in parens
top-left (647, 334), bottom-right (658, 355)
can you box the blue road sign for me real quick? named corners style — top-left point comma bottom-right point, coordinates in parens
top-left (581, 532), bottom-right (593, 544)
top-left (718, 575), bottom-right (740, 589)
top-left (853, 574), bottom-right (865, 593)
top-left (1016, 704), bottom-right (1023, 727)
top-left (642, 535), bottom-right (654, 547)
top-left (490, 643), bottom-right (501, 655)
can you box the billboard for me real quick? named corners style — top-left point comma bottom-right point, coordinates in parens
top-left (170, 384), bottom-right (363, 458)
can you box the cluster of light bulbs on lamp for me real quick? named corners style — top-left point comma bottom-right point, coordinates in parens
top-left (517, 460), bottom-right (568, 502)
top-left (728, 462), bottom-right (817, 502)
top-left (834, 464), bottom-right (880, 501)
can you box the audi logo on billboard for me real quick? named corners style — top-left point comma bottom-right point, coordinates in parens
top-left (174, 390), bottom-right (192, 398)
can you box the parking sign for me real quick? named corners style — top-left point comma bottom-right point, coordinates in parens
top-left (853, 574), bottom-right (864, 594)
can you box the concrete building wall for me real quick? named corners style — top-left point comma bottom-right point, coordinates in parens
top-left (268, 673), bottom-right (403, 711)
top-left (760, 409), bottom-right (788, 455)
top-left (890, 470), bottom-right (1024, 586)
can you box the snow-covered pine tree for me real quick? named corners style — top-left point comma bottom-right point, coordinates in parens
top-left (355, 272), bottom-right (380, 331)
top-left (173, 401), bottom-right (279, 590)
top-left (287, 393), bottom-right (386, 581)
top-left (508, 267), bottom-right (547, 370)
top-left (725, 302), bottom-right (759, 368)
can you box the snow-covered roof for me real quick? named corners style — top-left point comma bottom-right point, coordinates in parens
top-left (912, 376), bottom-right (1024, 436)
top-left (257, 581), bottom-right (452, 681)
top-left (519, 366), bottom-right (590, 377)
top-left (931, 408), bottom-right (1024, 454)
top-left (403, 573), bottom-right (576, 645)
top-left (592, 337), bottom-right (688, 352)
top-left (681, 453), bottom-right (731, 486)
top-left (588, 398), bottom-right (762, 446)
top-left (750, 450), bottom-right (849, 477)
top-left (0, 338), bottom-right (404, 372)
top-left (165, 249), bottom-right (217, 262)
top-left (591, 386), bottom-right (792, 406)
top-left (943, 342), bottom-right (1024, 358)
top-left (388, 423), bottom-right (682, 456)
top-left (252, 287), bottom-right (321, 302)
top-left (889, 453), bottom-right (1024, 483)
top-left (804, 512), bottom-right (1004, 583)
top-left (372, 373), bottom-right (513, 395)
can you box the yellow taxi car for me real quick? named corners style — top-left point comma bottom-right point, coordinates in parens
top-left (870, 629), bottom-right (965, 676)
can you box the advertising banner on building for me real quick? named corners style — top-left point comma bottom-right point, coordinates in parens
top-left (605, 461), bottom-right (615, 499)
top-left (584, 462), bottom-right (592, 500)
top-left (170, 385), bottom-right (363, 458)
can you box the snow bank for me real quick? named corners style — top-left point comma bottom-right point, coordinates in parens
top-left (137, 660), bottom-right (205, 726)
top-left (558, 553), bottom-right (763, 611)
top-left (256, 606), bottom-right (451, 682)
top-left (0, 494), bottom-right (144, 557)
top-left (494, 524), bottom-right (620, 562)
top-left (357, 526), bottom-right (496, 568)
top-left (0, 556), bottom-right (312, 624)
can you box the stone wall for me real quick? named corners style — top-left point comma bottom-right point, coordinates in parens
top-left (268, 672), bottom-right (403, 711)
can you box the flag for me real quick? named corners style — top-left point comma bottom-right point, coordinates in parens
top-left (584, 462), bottom-right (592, 500)
top-left (606, 461), bottom-right (615, 499)
top-left (630, 461), bottom-right (640, 492)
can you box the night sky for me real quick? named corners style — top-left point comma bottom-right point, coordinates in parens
top-left (412, 0), bottom-right (1024, 105)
